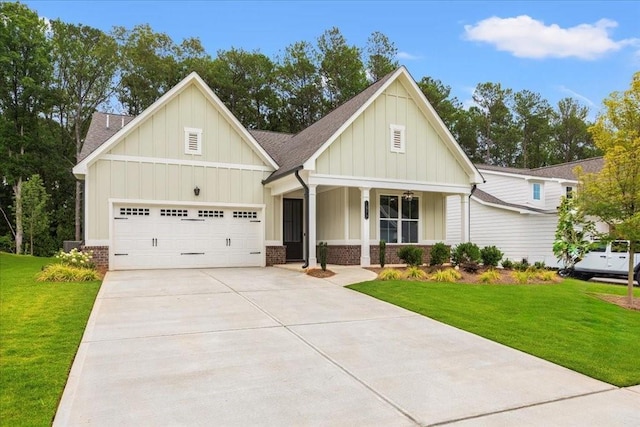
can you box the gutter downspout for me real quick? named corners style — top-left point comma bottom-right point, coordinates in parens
top-left (294, 168), bottom-right (309, 269)
top-left (468, 184), bottom-right (477, 242)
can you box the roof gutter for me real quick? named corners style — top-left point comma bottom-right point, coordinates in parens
top-left (294, 168), bottom-right (309, 269)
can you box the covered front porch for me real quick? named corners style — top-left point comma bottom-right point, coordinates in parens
top-left (265, 171), bottom-right (471, 268)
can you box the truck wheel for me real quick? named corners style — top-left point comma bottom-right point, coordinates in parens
top-left (558, 268), bottom-right (571, 278)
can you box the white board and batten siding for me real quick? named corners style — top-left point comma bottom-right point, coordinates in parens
top-left (83, 78), bottom-right (279, 270)
top-left (314, 79), bottom-right (470, 187)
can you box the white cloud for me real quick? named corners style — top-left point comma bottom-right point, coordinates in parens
top-left (557, 85), bottom-right (595, 106)
top-left (464, 15), bottom-right (639, 60)
top-left (396, 51), bottom-right (422, 60)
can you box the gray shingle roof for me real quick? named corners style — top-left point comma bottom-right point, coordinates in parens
top-left (472, 188), bottom-right (554, 214)
top-left (248, 130), bottom-right (293, 166)
top-left (261, 68), bottom-right (399, 183)
top-left (79, 112), bottom-right (135, 161)
top-left (476, 157), bottom-right (604, 181)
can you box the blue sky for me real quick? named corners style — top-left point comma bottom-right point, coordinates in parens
top-left (24, 1), bottom-right (640, 118)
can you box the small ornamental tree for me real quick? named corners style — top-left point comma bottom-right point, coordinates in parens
top-left (20, 174), bottom-right (50, 255)
top-left (577, 71), bottom-right (640, 305)
top-left (552, 196), bottom-right (595, 274)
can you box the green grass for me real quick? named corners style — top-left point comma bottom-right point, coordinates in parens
top-left (0, 253), bottom-right (101, 426)
top-left (348, 279), bottom-right (640, 386)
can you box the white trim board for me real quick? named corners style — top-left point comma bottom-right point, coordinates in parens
top-left (309, 173), bottom-right (471, 195)
top-left (100, 154), bottom-right (273, 172)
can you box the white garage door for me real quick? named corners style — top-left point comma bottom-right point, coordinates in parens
top-left (111, 205), bottom-right (263, 270)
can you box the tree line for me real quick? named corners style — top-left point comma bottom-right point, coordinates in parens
top-left (1, 2), bottom-right (601, 255)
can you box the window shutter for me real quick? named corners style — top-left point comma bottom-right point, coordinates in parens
top-left (184, 127), bottom-right (202, 155)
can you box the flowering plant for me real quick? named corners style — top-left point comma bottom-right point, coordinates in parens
top-left (55, 248), bottom-right (95, 269)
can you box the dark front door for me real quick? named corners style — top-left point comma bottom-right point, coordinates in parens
top-left (283, 198), bottom-right (303, 261)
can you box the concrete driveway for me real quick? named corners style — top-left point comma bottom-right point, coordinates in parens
top-left (55, 268), bottom-right (640, 426)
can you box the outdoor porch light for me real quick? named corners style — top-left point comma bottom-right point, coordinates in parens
top-left (403, 190), bottom-right (414, 201)
top-left (194, 186), bottom-right (200, 196)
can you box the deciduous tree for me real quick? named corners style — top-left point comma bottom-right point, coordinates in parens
top-left (20, 174), bottom-right (49, 255)
top-left (577, 72), bottom-right (640, 304)
top-left (208, 48), bottom-right (278, 130)
top-left (51, 20), bottom-right (120, 240)
top-left (0, 2), bottom-right (53, 254)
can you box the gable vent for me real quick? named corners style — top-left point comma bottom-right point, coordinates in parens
top-left (184, 127), bottom-right (202, 155)
top-left (390, 124), bottom-right (405, 153)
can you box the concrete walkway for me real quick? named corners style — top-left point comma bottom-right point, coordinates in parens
top-left (55, 267), bottom-right (640, 426)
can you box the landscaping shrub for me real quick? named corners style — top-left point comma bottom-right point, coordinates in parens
top-left (429, 268), bottom-right (462, 282)
top-left (478, 269), bottom-right (501, 284)
top-left (55, 248), bottom-right (94, 269)
top-left (404, 266), bottom-right (426, 280)
top-left (318, 242), bottom-right (328, 271)
top-left (536, 270), bottom-right (558, 282)
top-left (534, 261), bottom-right (546, 270)
top-left (480, 246), bottom-right (503, 267)
top-left (378, 268), bottom-right (402, 281)
top-left (379, 240), bottom-right (386, 268)
top-left (501, 258), bottom-right (514, 269)
top-left (397, 246), bottom-right (424, 266)
top-left (513, 258), bottom-right (530, 271)
top-left (451, 242), bottom-right (481, 266)
top-left (37, 264), bottom-right (100, 282)
top-left (460, 262), bottom-right (480, 273)
top-left (512, 270), bottom-right (532, 284)
top-left (429, 242), bottom-right (449, 266)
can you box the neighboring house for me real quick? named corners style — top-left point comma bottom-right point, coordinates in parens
top-left (73, 67), bottom-right (483, 270)
top-left (446, 158), bottom-right (606, 267)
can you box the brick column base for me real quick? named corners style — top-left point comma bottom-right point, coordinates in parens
top-left (82, 245), bottom-right (109, 270)
top-left (266, 246), bottom-right (286, 266)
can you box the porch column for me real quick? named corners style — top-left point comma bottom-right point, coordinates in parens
top-left (308, 184), bottom-right (317, 267)
top-left (360, 187), bottom-right (371, 266)
top-left (461, 194), bottom-right (470, 242)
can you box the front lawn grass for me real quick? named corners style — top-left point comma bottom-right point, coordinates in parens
top-left (348, 278), bottom-right (640, 386)
top-left (0, 253), bottom-right (101, 426)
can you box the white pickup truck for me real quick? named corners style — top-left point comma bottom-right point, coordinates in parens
top-left (573, 240), bottom-right (640, 284)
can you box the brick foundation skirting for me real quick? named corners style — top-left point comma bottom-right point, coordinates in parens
top-left (266, 246), bottom-right (286, 266)
top-left (320, 245), bottom-right (361, 265)
top-left (82, 245), bottom-right (109, 270)
top-left (370, 244), bottom-right (435, 266)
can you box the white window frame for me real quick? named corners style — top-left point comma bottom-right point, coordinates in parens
top-left (531, 182), bottom-right (543, 202)
top-left (565, 186), bottom-right (574, 199)
top-left (379, 194), bottom-right (420, 244)
top-left (389, 124), bottom-right (406, 153)
top-left (184, 127), bottom-right (202, 155)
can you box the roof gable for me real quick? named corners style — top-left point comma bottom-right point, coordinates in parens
top-left (263, 66), bottom-right (483, 184)
top-left (73, 72), bottom-right (278, 177)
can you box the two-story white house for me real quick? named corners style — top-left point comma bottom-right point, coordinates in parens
top-left (447, 158), bottom-right (606, 267)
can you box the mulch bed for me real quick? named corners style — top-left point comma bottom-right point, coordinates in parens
top-left (367, 265), bottom-right (639, 311)
top-left (592, 294), bottom-right (640, 311)
top-left (365, 265), bottom-right (560, 285)
top-left (306, 268), bottom-right (335, 278)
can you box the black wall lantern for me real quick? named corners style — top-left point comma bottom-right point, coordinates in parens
top-left (364, 200), bottom-right (369, 219)
top-left (194, 186), bottom-right (200, 196)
